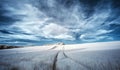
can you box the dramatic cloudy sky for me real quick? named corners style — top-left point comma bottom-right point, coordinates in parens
top-left (0, 0), bottom-right (120, 46)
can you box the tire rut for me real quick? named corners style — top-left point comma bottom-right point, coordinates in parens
top-left (62, 46), bottom-right (91, 70)
top-left (52, 51), bottom-right (59, 70)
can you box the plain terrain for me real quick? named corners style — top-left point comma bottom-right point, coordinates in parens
top-left (0, 41), bottom-right (120, 70)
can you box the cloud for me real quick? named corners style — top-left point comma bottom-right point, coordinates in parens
top-left (9, 34), bottom-right (39, 40)
top-left (80, 31), bottom-right (113, 42)
top-left (41, 23), bottom-right (74, 40)
top-left (1, 0), bottom-right (119, 44)
top-left (5, 4), bottom-right (74, 40)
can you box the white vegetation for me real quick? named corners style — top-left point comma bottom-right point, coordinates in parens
top-left (0, 41), bottom-right (120, 70)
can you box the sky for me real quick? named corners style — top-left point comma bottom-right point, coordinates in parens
top-left (0, 0), bottom-right (120, 46)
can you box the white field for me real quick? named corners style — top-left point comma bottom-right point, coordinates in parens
top-left (0, 41), bottom-right (120, 70)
